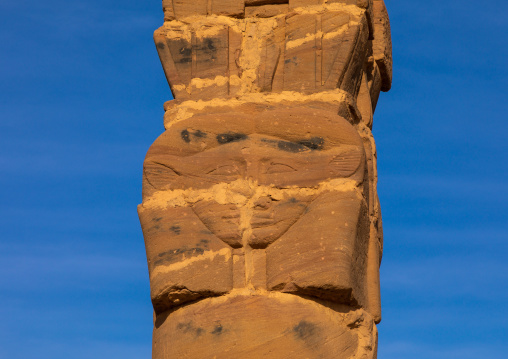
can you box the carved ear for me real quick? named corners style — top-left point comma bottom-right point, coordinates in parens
top-left (372, 0), bottom-right (392, 91)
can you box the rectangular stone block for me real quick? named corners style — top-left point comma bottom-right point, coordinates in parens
top-left (154, 25), bottom-right (230, 101)
top-left (138, 205), bottom-right (234, 313)
top-left (245, 4), bottom-right (289, 18)
top-left (284, 13), bottom-right (319, 92)
top-left (172, 0), bottom-right (208, 18)
top-left (162, 0), bottom-right (176, 20)
top-left (283, 11), bottom-right (368, 96)
top-left (258, 17), bottom-right (285, 92)
top-left (190, 28), bottom-right (230, 99)
top-left (266, 190), bottom-right (370, 308)
top-left (154, 29), bottom-right (191, 100)
top-left (337, 14), bottom-right (369, 97)
top-left (212, 0), bottom-right (245, 17)
top-left (320, 11), bottom-right (354, 89)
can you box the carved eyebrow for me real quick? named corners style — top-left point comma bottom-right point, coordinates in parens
top-left (298, 137), bottom-right (324, 150)
top-left (216, 133), bottom-right (248, 144)
top-left (181, 129), bottom-right (208, 143)
top-left (277, 141), bottom-right (308, 153)
top-left (181, 130), bottom-right (191, 143)
top-left (277, 137), bottom-right (325, 152)
top-left (193, 130), bottom-right (207, 138)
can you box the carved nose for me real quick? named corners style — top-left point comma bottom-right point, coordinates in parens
top-left (245, 160), bottom-right (260, 181)
top-left (254, 196), bottom-right (272, 210)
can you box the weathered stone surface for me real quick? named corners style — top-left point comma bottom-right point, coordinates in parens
top-left (154, 0), bottom-right (392, 101)
top-left (163, 0), bottom-right (245, 19)
top-left (152, 293), bottom-right (377, 358)
top-left (141, 0), bottom-right (392, 357)
top-left (245, 4), bottom-right (290, 18)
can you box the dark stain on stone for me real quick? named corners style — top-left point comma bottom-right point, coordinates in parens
top-left (196, 239), bottom-right (209, 250)
top-left (285, 56), bottom-right (298, 65)
top-left (180, 47), bottom-right (192, 57)
top-left (298, 137), bottom-right (324, 150)
top-left (277, 140), bottom-right (308, 153)
top-left (177, 321), bottom-right (205, 337)
top-left (211, 323), bottom-right (223, 335)
top-left (181, 130), bottom-right (191, 143)
top-left (153, 217), bottom-right (163, 222)
top-left (177, 321), bottom-right (193, 333)
top-left (293, 321), bottom-right (317, 340)
top-left (217, 133), bottom-right (248, 144)
top-left (288, 197), bottom-right (298, 203)
top-left (193, 248), bottom-right (205, 255)
top-left (156, 42), bottom-right (165, 50)
top-left (277, 137), bottom-right (324, 152)
top-left (193, 130), bottom-right (207, 138)
top-left (261, 138), bottom-right (277, 145)
top-left (205, 39), bottom-right (216, 51)
top-left (170, 225), bottom-right (181, 235)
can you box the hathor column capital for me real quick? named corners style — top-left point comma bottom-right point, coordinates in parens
top-left (140, 1), bottom-right (392, 357)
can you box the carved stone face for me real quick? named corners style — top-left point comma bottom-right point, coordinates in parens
top-left (139, 105), bottom-right (376, 314)
top-left (142, 106), bottom-right (366, 244)
top-left (146, 132), bottom-right (364, 249)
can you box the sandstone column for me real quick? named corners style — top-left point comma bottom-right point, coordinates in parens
top-left (139, 0), bottom-right (392, 357)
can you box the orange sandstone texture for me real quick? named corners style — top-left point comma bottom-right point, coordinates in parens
top-left (140, 0), bottom-right (391, 357)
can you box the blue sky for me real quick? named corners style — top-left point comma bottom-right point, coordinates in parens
top-left (1, 1), bottom-right (507, 358)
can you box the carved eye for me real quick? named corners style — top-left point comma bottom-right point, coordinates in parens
top-left (208, 165), bottom-right (240, 176)
top-left (143, 161), bottom-right (180, 190)
top-left (266, 163), bottom-right (296, 174)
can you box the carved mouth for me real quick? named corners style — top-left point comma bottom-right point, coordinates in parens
top-left (191, 193), bottom-right (313, 249)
